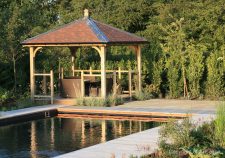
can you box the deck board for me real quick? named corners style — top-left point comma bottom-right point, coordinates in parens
top-left (57, 106), bottom-right (191, 118)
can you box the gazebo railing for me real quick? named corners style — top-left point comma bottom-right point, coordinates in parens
top-left (33, 70), bottom-right (54, 104)
top-left (32, 67), bottom-right (136, 101)
top-left (73, 67), bottom-right (136, 76)
top-left (59, 67), bottom-right (137, 98)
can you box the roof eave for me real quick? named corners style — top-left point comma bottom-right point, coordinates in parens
top-left (22, 43), bottom-right (107, 47)
top-left (21, 40), bottom-right (149, 47)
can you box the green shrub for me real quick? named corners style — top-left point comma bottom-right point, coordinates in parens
top-left (0, 89), bottom-right (47, 111)
top-left (115, 96), bottom-right (124, 105)
top-left (0, 97), bottom-right (45, 111)
top-left (76, 98), bottom-right (85, 106)
top-left (76, 95), bottom-right (124, 107)
top-left (186, 43), bottom-right (205, 98)
top-left (215, 102), bottom-right (225, 147)
top-left (0, 87), bottom-right (15, 106)
top-left (182, 146), bottom-right (224, 158)
top-left (206, 51), bottom-right (225, 98)
top-left (159, 118), bottom-right (195, 150)
top-left (16, 98), bottom-right (45, 109)
top-left (76, 97), bottom-right (106, 106)
top-left (106, 94), bottom-right (124, 106)
top-left (166, 60), bottom-right (182, 99)
top-left (158, 119), bottom-right (225, 158)
top-left (133, 90), bottom-right (153, 101)
top-left (144, 84), bottom-right (160, 98)
top-left (158, 103), bottom-right (225, 158)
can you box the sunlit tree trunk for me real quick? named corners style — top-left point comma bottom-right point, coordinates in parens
top-left (12, 52), bottom-right (17, 91)
top-left (182, 64), bottom-right (188, 98)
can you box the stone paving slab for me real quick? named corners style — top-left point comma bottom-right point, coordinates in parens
top-left (0, 104), bottom-right (65, 120)
top-left (121, 99), bottom-right (218, 110)
top-left (58, 99), bottom-right (218, 115)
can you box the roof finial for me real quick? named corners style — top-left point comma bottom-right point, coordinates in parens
top-left (84, 9), bottom-right (89, 18)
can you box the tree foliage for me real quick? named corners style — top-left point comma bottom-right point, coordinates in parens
top-left (0, 0), bottom-right (224, 99)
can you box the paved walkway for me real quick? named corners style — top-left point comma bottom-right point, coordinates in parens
top-left (119, 99), bottom-right (218, 114)
top-left (58, 99), bottom-right (219, 118)
top-left (1, 99), bottom-right (218, 120)
top-left (0, 104), bottom-right (64, 120)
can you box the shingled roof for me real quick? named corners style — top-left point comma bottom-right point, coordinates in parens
top-left (22, 11), bottom-right (147, 46)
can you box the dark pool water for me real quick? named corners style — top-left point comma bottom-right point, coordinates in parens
top-left (0, 117), bottom-right (160, 158)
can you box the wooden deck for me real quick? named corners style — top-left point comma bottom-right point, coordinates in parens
top-left (57, 106), bottom-right (191, 119)
top-left (57, 113), bottom-right (177, 122)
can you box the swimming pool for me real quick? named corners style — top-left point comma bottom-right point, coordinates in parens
top-left (0, 117), bottom-right (161, 158)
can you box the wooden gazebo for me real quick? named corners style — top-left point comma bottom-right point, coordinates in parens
top-left (22, 9), bottom-right (148, 103)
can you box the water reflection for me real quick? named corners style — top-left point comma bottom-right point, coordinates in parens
top-left (30, 122), bottom-right (37, 158)
top-left (50, 118), bottom-right (55, 150)
top-left (101, 120), bottom-right (106, 143)
top-left (0, 117), bottom-right (161, 158)
top-left (81, 120), bottom-right (86, 147)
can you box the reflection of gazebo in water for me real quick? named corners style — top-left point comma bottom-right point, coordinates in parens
top-left (22, 9), bottom-right (148, 104)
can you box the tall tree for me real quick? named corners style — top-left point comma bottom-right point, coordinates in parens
top-left (6, 3), bottom-right (23, 91)
top-left (160, 18), bottom-right (188, 98)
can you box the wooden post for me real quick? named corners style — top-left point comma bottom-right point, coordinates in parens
top-left (32, 47), bottom-right (42, 101)
top-left (100, 46), bottom-right (106, 98)
top-left (72, 56), bottom-right (75, 76)
top-left (118, 67), bottom-right (121, 79)
top-left (91, 46), bottom-right (106, 98)
top-left (113, 70), bottom-right (117, 96)
top-left (61, 68), bottom-right (64, 79)
top-left (128, 70), bottom-right (132, 99)
top-left (81, 70), bottom-right (84, 97)
top-left (69, 47), bottom-right (78, 77)
top-left (136, 45), bottom-right (142, 92)
top-left (58, 59), bottom-right (61, 93)
top-left (90, 67), bottom-right (92, 75)
top-left (29, 47), bottom-right (35, 101)
top-left (50, 70), bottom-right (54, 104)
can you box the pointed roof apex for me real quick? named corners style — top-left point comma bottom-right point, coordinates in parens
top-left (84, 9), bottom-right (89, 19)
top-left (22, 12), bottom-right (148, 46)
